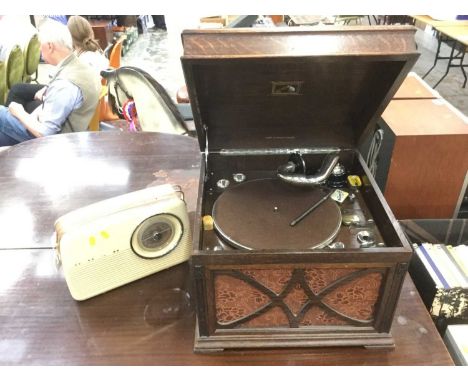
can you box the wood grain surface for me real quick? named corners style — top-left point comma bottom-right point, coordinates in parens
top-left (393, 72), bottom-right (440, 99)
top-left (0, 250), bottom-right (453, 365)
top-left (0, 131), bottom-right (201, 249)
top-left (382, 99), bottom-right (468, 219)
top-left (0, 131), bottom-right (453, 365)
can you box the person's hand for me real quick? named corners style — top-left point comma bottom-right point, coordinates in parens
top-left (34, 87), bottom-right (47, 101)
top-left (8, 102), bottom-right (25, 118)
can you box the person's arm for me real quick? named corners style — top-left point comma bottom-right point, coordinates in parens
top-left (38, 80), bottom-right (83, 135)
top-left (34, 86), bottom-right (47, 102)
top-left (9, 81), bottom-right (83, 137)
top-left (8, 102), bottom-right (44, 137)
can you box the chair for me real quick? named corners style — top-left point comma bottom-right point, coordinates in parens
top-left (334, 15), bottom-right (365, 25)
top-left (99, 92), bottom-right (121, 122)
top-left (377, 15), bottom-right (414, 25)
top-left (101, 66), bottom-right (190, 135)
top-left (99, 35), bottom-right (127, 122)
top-left (109, 35), bottom-right (126, 69)
top-left (23, 34), bottom-right (41, 83)
top-left (89, 86), bottom-right (108, 131)
top-left (0, 61), bottom-right (6, 104)
top-left (5, 44), bottom-right (25, 91)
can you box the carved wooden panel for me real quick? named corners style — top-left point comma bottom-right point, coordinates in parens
top-left (214, 267), bottom-right (384, 329)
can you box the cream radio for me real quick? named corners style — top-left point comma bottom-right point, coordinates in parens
top-left (55, 184), bottom-right (191, 301)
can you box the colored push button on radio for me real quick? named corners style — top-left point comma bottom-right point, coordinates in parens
top-left (89, 231), bottom-right (109, 246)
top-left (89, 236), bottom-right (96, 246)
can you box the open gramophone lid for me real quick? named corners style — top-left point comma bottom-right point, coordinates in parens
top-left (212, 178), bottom-right (341, 250)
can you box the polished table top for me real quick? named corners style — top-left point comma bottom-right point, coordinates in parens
top-left (0, 252), bottom-right (453, 365)
top-left (0, 132), bottom-right (201, 249)
top-left (0, 132), bottom-right (454, 365)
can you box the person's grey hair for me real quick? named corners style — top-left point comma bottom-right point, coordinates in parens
top-left (38, 19), bottom-right (73, 51)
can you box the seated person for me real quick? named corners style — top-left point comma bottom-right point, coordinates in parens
top-left (0, 19), bottom-right (101, 147)
top-left (67, 15), bottom-right (109, 76)
top-left (5, 16), bottom-right (108, 114)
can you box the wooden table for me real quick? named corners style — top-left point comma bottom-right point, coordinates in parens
top-left (434, 26), bottom-right (468, 87)
top-left (0, 132), bottom-right (201, 249)
top-left (0, 250), bottom-right (454, 365)
top-left (411, 15), bottom-right (468, 29)
top-left (421, 24), bottom-right (468, 88)
top-left (0, 132), bottom-right (454, 365)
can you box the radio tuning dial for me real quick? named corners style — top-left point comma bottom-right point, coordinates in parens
top-left (131, 214), bottom-right (183, 259)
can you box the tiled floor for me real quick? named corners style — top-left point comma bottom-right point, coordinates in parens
top-left (119, 23), bottom-right (468, 118)
top-left (121, 29), bottom-right (185, 106)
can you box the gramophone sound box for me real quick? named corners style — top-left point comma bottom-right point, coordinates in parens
top-left (181, 26), bottom-right (419, 352)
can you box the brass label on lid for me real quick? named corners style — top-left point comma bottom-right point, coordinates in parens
top-left (271, 81), bottom-right (303, 95)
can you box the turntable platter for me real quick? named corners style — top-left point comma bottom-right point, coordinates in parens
top-left (212, 178), bottom-right (341, 250)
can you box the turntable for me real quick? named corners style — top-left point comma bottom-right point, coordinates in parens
top-left (213, 178), bottom-right (342, 250)
top-left (181, 26), bottom-right (419, 351)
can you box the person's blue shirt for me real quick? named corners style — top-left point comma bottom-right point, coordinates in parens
top-left (35, 79), bottom-right (83, 135)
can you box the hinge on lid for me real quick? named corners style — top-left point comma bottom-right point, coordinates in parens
top-left (219, 147), bottom-right (341, 156)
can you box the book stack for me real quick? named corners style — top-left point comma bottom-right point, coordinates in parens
top-left (414, 243), bottom-right (468, 319)
top-left (444, 324), bottom-right (468, 365)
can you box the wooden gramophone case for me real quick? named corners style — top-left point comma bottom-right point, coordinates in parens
top-left (181, 26), bottom-right (419, 352)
